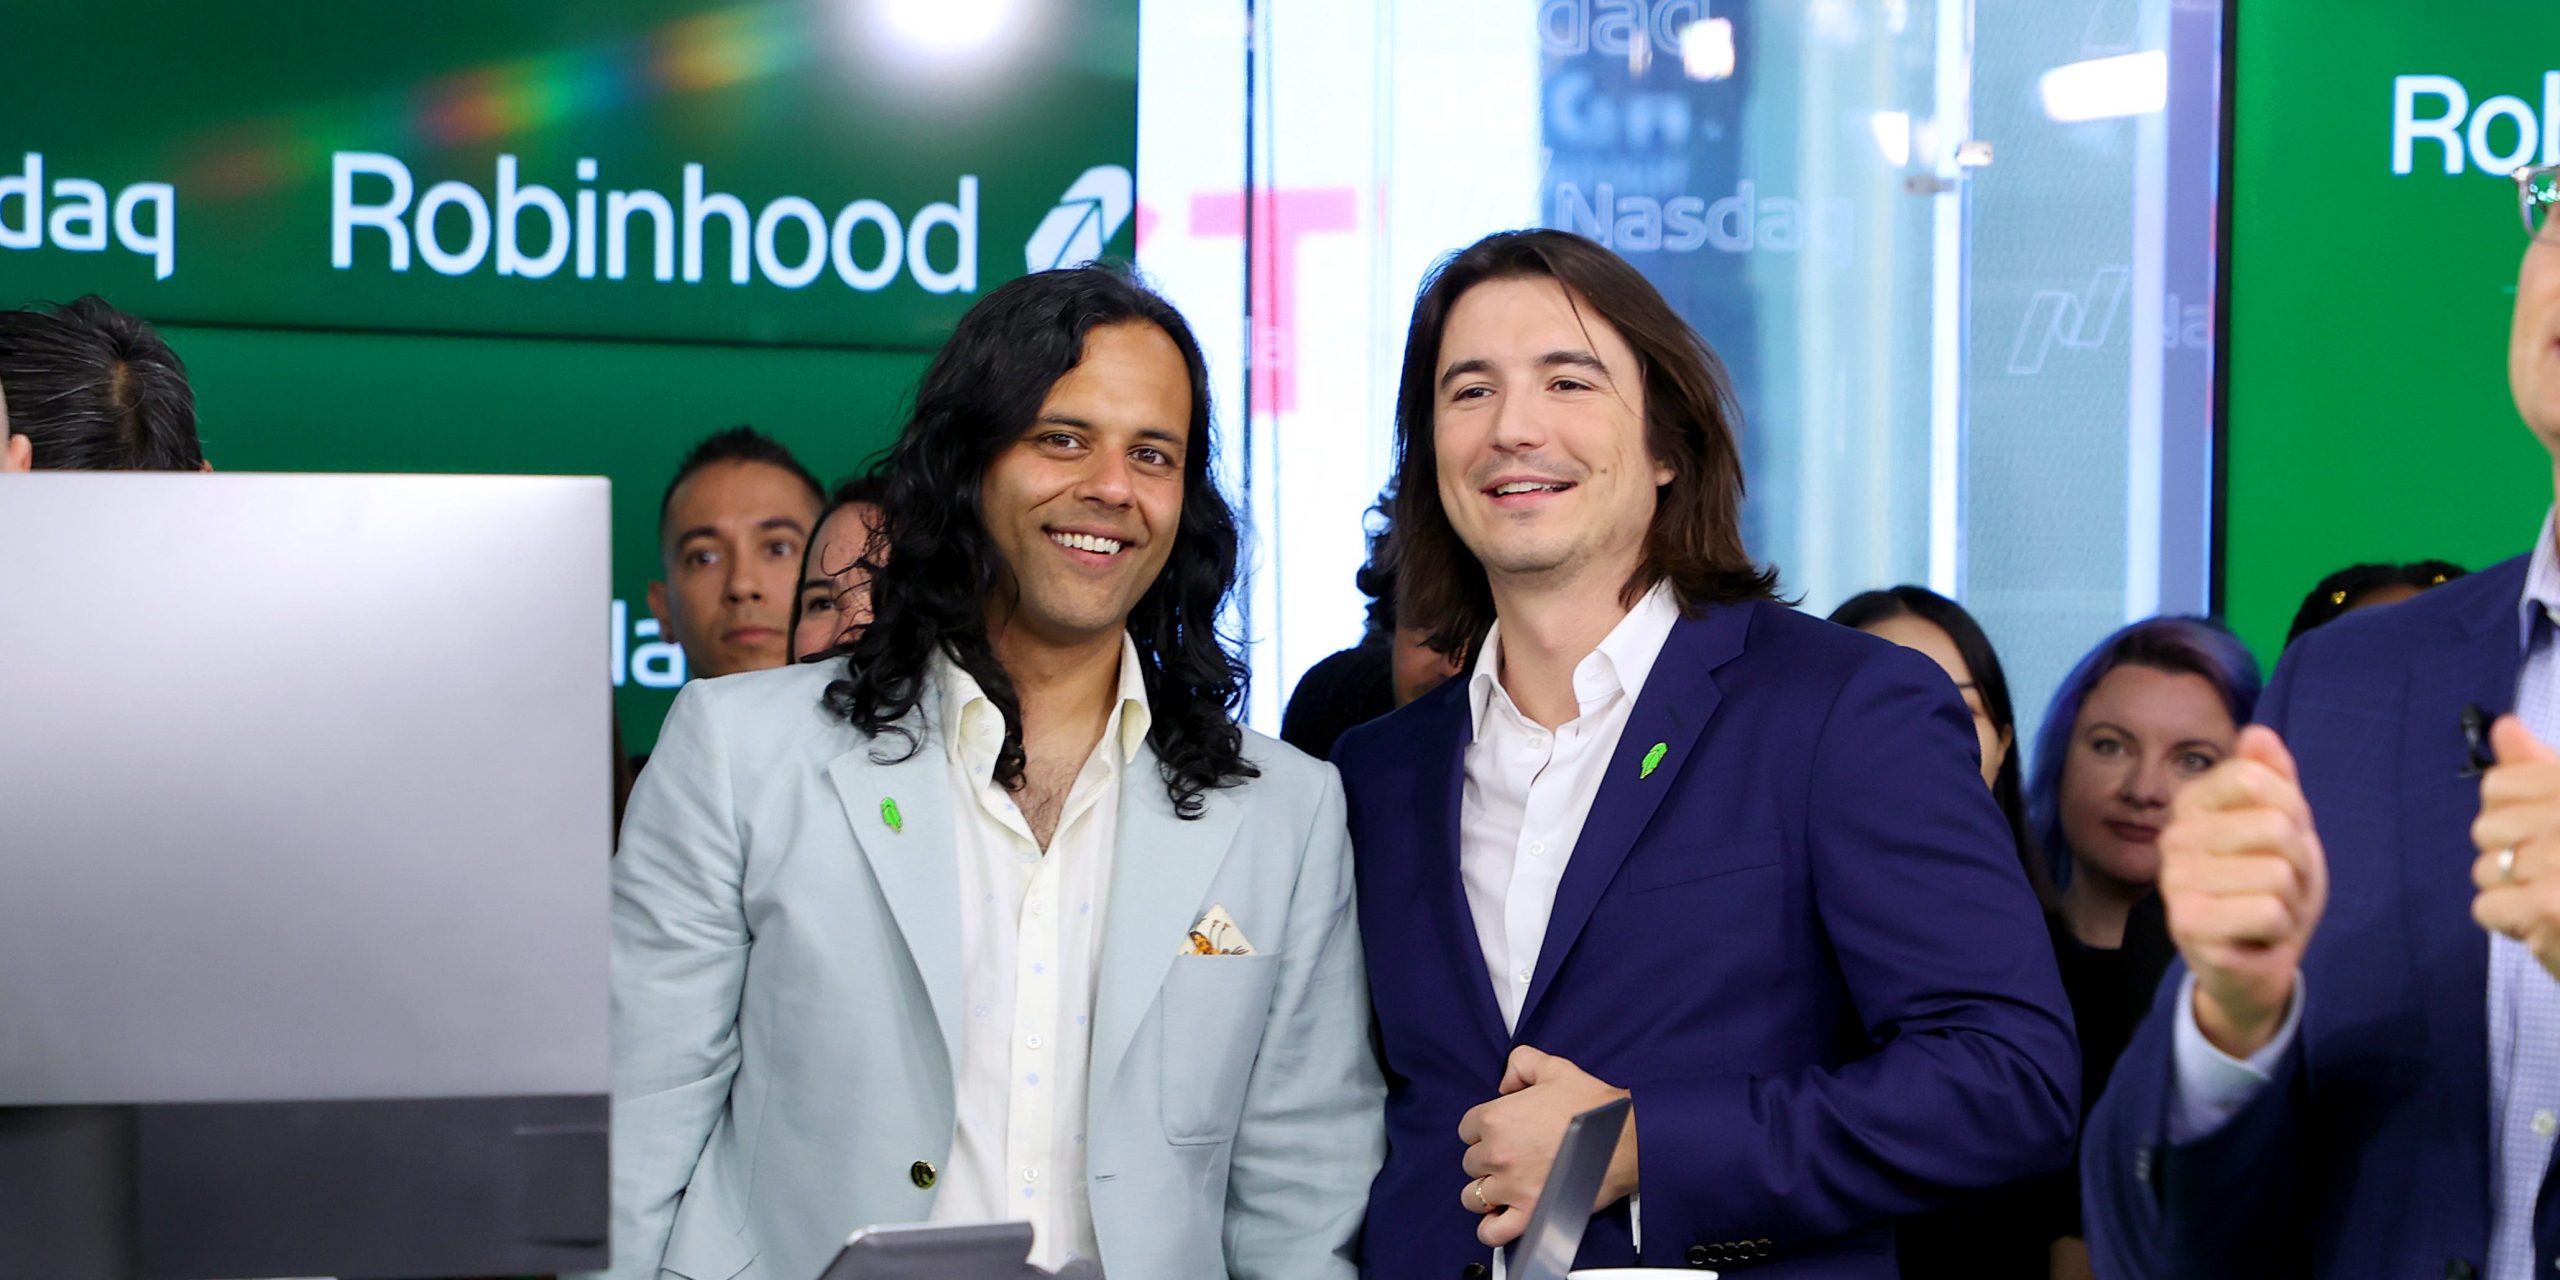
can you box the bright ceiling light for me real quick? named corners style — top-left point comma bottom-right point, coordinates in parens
top-left (2038, 50), bottom-right (2169, 123)
top-left (877, 0), bottom-right (1020, 59)
top-left (1870, 111), bottom-right (1912, 167)
top-left (1680, 19), bottom-right (1735, 82)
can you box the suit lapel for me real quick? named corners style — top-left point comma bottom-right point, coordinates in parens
top-left (1515, 605), bottom-right (1751, 1038)
top-left (1411, 679), bottom-right (1511, 1057)
top-left (826, 725), bottom-right (966, 1075)
top-left (1090, 747), bottom-right (1244, 1095)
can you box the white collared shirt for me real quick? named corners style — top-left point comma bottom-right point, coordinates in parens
top-left (1464, 582), bottom-right (1682, 1274)
top-left (1461, 580), bottom-right (1683, 1032)
top-left (924, 637), bottom-right (1152, 1272)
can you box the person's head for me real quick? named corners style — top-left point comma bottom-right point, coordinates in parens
top-left (1830, 588), bottom-right (2017, 790)
top-left (647, 425), bottom-right (824, 679)
top-left (1390, 229), bottom-right (1777, 655)
top-left (2029, 617), bottom-right (2263, 901)
top-left (826, 264), bottom-right (1255, 817)
top-left (791, 472), bottom-right (889, 662)
top-left (2512, 167), bottom-right (2560, 455)
top-left (2284, 560), bottom-right (2467, 647)
top-left (1352, 485), bottom-right (1467, 706)
top-left (1829, 586), bottom-right (2039, 903)
top-left (0, 296), bottom-right (202, 471)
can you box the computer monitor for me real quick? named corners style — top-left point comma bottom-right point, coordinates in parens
top-left (0, 472), bottom-right (614, 1279)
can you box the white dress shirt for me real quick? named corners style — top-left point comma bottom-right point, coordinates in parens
top-left (1463, 581), bottom-right (1682, 1032)
top-left (924, 638), bottom-right (1151, 1272)
top-left (1462, 582), bottom-right (1681, 1274)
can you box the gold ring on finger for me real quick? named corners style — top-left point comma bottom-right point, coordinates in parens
top-left (1468, 1177), bottom-right (1493, 1212)
top-left (2501, 846), bottom-right (2520, 883)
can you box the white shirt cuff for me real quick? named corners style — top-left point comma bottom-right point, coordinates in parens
top-left (2166, 971), bottom-right (2301, 1144)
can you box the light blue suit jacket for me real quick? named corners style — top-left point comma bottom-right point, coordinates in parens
top-left (588, 662), bottom-right (1384, 1280)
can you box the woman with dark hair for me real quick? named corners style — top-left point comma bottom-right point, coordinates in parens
top-left (2284, 558), bottom-right (2466, 647)
top-left (2031, 618), bottom-right (2262, 952)
top-left (605, 264), bottom-right (1384, 1280)
top-left (1829, 586), bottom-right (2037, 891)
top-left (789, 471), bottom-right (888, 662)
top-left (2017, 615), bottom-right (2262, 1275)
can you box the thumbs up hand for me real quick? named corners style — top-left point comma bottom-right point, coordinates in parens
top-left (2157, 726), bottom-right (2330, 1058)
top-left (2470, 717), bottom-right (2560, 978)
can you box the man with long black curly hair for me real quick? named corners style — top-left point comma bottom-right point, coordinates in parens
top-left (594, 264), bottom-right (1383, 1280)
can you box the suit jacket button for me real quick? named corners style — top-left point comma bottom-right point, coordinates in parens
top-left (2445, 1262), bottom-right (2477, 1280)
top-left (1687, 1243), bottom-right (1713, 1267)
top-left (910, 1160), bottom-right (937, 1189)
top-left (1461, 1264), bottom-right (1490, 1280)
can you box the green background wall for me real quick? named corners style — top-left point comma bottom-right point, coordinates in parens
top-left (2222, 1), bottom-right (2559, 659)
top-left (0, 1), bottom-right (1137, 753)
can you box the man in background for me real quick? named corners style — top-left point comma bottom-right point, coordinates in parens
top-left (0, 296), bottom-right (204, 472)
top-left (646, 425), bottom-right (824, 681)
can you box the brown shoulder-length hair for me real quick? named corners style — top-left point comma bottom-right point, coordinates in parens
top-left (1390, 228), bottom-right (1779, 658)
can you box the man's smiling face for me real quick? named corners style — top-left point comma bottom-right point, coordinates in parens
top-left (1431, 274), bottom-right (1669, 592)
top-left (978, 321), bottom-right (1193, 648)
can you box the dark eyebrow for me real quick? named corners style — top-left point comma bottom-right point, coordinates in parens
top-left (1539, 349), bottom-right (1611, 377)
top-left (674, 516), bottom-right (806, 548)
top-left (1035, 412), bottom-right (1091, 430)
top-left (1438, 357), bottom-right (1494, 391)
top-left (1437, 350), bottom-right (1613, 391)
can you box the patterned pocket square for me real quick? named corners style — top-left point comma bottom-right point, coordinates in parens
top-left (1182, 903), bottom-right (1256, 956)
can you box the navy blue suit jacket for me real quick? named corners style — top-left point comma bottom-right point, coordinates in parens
top-left (1335, 600), bottom-right (2078, 1278)
top-left (2083, 555), bottom-right (2560, 1278)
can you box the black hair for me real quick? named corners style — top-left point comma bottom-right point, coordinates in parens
top-left (824, 264), bottom-right (1256, 817)
top-left (2284, 560), bottom-right (2467, 647)
top-left (1828, 586), bottom-right (2046, 908)
top-left (1353, 488), bottom-right (1400, 639)
top-left (788, 469), bottom-right (891, 657)
top-left (656, 424), bottom-right (824, 541)
top-left (0, 296), bottom-right (202, 470)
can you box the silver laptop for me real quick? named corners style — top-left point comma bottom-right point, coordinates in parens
top-left (0, 471), bottom-right (613, 1107)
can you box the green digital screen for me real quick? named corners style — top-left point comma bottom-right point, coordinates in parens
top-left (0, 1), bottom-right (1138, 753)
top-left (2221, 1), bottom-right (2560, 660)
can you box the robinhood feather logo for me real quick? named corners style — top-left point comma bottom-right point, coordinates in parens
top-left (1025, 164), bottom-right (1134, 271)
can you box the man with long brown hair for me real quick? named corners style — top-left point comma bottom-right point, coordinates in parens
top-left (1332, 229), bottom-right (2076, 1277)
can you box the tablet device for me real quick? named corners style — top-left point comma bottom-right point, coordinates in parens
top-left (816, 1220), bottom-right (1103, 1280)
top-left (1509, 1096), bottom-right (1633, 1280)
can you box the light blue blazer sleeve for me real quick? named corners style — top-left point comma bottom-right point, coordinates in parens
top-left (596, 681), bottom-right (751, 1280)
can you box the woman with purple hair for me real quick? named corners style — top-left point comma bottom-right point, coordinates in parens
top-left (2020, 615), bottom-right (2261, 1275)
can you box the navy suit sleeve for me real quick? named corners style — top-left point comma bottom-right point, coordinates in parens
top-left (2082, 646), bottom-right (2311, 1280)
top-left (1627, 644), bottom-right (2080, 1248)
